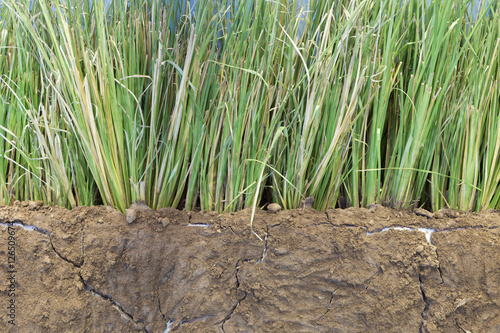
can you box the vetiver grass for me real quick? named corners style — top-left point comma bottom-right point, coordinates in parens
top-left (0, 0), bottom-right (499, 215)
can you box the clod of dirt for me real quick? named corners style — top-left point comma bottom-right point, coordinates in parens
top-left (414, 208), bottom-right (434, 219)
top-left (125, 208), bottom-right (136, 223)
top-left (125, 202), bottom-right (152, 223)
top-left (368, 203), bottom-right (382, 212)
top-left (26, 200), bottom-right (43, 210)
top-left (434, 207), bottom-right (460, 219)
top-left (301, 195), bottom-right (314, 208)
top-left (159, 216), bottom-right (170, 227)
top-left (267, 203), bottom-right (281, 214)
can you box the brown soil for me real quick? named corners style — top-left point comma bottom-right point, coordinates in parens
top-left (1, 202), bottom-right (499, 332)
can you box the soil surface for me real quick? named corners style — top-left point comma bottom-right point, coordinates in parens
top-left (1, 202), bottom-right (499, 332)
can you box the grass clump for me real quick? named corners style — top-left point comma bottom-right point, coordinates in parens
top-left (0, 0), bottom-right (499, 213)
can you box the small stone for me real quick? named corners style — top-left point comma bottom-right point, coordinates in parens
top-left (267, 203), bottom-right (281, 214)
top-left (414, 208), bottom-right (434, 219)
top-left (14, 200), bottom-right (21, 206)
top-left (21, 201), bottom-right (29, 207)
top-left (415, 245), bottom-right (424, 253)
top-left (97, 219), bottom-right (103, 224)
top-left (125, 208), bottom-right (137, 224)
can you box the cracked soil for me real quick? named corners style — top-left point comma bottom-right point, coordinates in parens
top-left (1, 203), bottom-right (500, 332)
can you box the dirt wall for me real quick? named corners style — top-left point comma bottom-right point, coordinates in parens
top-left (1, 203), bottom-right (499, 332)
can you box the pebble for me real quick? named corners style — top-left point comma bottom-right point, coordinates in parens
top-left (267, 203), bottom-right (281, 214)
top-left (125, 208), bottom-right (137, 223)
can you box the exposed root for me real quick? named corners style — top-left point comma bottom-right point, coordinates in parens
top-left (257, 230), bottom-right (268, 263)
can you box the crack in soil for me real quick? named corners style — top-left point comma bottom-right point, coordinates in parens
top-left (305, 222), bottom-right (332, 228)
top-left (0, 221), bottom-right (51, 235)
top-left (367, 226), bottom-right (435, 244)
top-left (154, 283), bottom-right (177, 333)
top-left (434, 248), bottom-right (445, 285)
top-left (218, 258), bottom-right (251, 331)
top-left (156, 286), bottom-right (166, 321)
top-left (219, 291), bottom-right (248, 332)
top-left (418, 273), bottom-right (430, 333)
top-left (330, 223), bottom-right (360, 228)
top-left (48, 223), bottom-right (85, 268)
top-left (234, 261), bottom-right (241, 288)
top-left (179, 315), bottom-right (214, 325)
top-left (365, 225), bottom-right (498, 245)
top-left (317, 288), bottom-right (338, 321)
top-left (49, 237), bottom-right (83, 267)
top-left (364, 265), bottom-right (383, 290)
top-left (78, 273), bottom-right (147, 329)
top-left (1, 220), bottom-right (86, 267)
